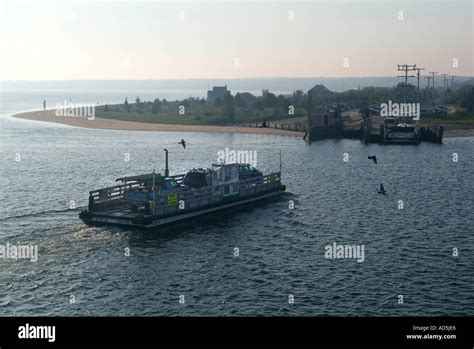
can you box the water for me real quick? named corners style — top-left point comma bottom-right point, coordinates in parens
top-left (0, 88), bottom-right (473, 316)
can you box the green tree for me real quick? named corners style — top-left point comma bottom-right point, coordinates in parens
top-left (394, 82), bottom-right (416, 102)
top-left (124, 97), bottom-right (130, 112)
top-left (262, 89), bottom-right (277, 108)
top-left (461, 86), bottom-right (474, 112)
top-left (223, 93), bottom-right (235, 120)
top-left (444, 85), bottom-right (474, 112)
top-left (238, 92), bottom-right (257, 106)
top-left (152, 98), bottom-right (162, 114)
top-left (252, 99), bottom-right (264, 111)
top-left (276, 95), bottom-right (292, 115)
top-left (234, 93), bottom-right (247, 108)
top-left (134, 96), bottom-right (141, 112)
top-left (292, 90), bottom-right (305, 108)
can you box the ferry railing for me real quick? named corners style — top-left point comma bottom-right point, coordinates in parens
top-left (89, 172), bottom-right (281, 213)
top-left (238, 172), bottom-right (281, 188)
top-left (152, 172), bottom-right (281, 213)
top-left (89, 173), bottom-right (187, 204)
top-left (89, 181), bottom-right (143, 204)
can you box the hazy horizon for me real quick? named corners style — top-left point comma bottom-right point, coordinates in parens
top-left (3, 74), bottom-right (474, 82)
top-left (2, 76), bottom-right (472, 96)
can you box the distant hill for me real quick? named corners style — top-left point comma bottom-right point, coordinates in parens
top-left (310, 84), bottom-right (334, 95)
top-left (459, 77), bottom-right (474, 87)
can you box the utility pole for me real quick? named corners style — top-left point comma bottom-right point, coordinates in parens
top-left (415, 67), bottom-right (425, 105)
top-left (397, 64), bottom-right (417, 102)
top-left (424, 76), bottom-right (432, 104)
top-left (425, 76), bottom-right (432, 88)
top-left (429, 71), bottom-right (438, 106)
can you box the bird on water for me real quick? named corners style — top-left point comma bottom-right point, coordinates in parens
top-left (368, 155), bottom-right (377, 164)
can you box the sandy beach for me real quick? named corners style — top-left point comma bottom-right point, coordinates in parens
top-left (13, 110), bottom-right (305, 137)
top-left (12, 109), bottom-right (474, 138)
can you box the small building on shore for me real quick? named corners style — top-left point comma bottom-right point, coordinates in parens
top-left (307, 84), bottom-right (343, 141)
top-left (207, 85), bottom-right (230, 104)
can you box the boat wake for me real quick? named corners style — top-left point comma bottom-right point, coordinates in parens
top-left (0, 206), bottom-right (86, 222)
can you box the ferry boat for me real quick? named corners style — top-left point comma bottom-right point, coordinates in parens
top-left (383, 117), bottom-right (420, 144)
top-left (79, 154), bottom-right (285, 229)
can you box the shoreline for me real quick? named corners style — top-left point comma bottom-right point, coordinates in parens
top-left (12, 110), bottom-right (305, 137)
top-left (12, 110), bottom-right (474, 138)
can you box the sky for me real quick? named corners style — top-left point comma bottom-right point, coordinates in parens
top-left (0, 0), bottom-right (472, 80)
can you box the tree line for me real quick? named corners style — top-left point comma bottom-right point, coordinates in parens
top-left (105, 82), bottom-right (473, 120)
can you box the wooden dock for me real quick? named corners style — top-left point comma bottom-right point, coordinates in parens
top-left (308, 110), bottom-right (443, 144)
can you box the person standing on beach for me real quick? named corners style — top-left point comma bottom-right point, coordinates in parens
top-left (43, 100), bottom-right (46, 110)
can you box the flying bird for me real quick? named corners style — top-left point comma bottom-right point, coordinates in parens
top-left (368, 155), bottom-right (377, 164)
top-left (178, 139), bottom-right (186, 149)
top-left (378, 183), bottom-right (386, 195)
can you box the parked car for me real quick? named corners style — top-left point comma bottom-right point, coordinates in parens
top-left (161, 178), bottom-right (190, 191)
top-left (183, 168), bottom-right (212, 189)
top-left (437, 106), bottom-right (448, 115)
top-left (429, 106), bottom-right (448, 116)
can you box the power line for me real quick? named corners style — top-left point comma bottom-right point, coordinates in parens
top-left (443, 73), bottom-right (448, 92)
top-left (397, 64), bottom-right (417, 102)
top-left (425, 76), bottom-right (432, 89)
top-left (429, 71), bottom-right (438, 106)
top-left (415, 67), bottom-right (425, 104)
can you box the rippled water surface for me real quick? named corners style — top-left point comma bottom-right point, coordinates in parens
top-left (1, 93), bottom-right (473, 316)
